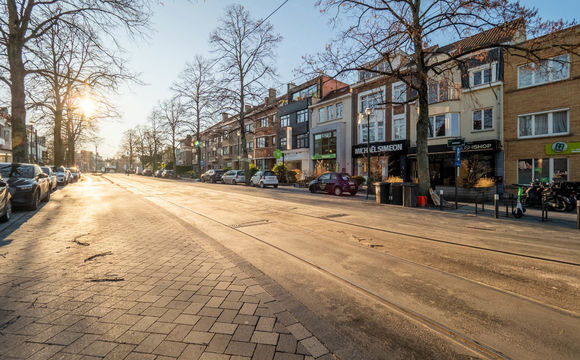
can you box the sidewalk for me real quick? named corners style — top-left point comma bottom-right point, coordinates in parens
top-left (0, 176), bottom-right (341, 360)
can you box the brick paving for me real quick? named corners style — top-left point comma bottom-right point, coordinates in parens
top-left (0, 177), bottom-right (332, 360)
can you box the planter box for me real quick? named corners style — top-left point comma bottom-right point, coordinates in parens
top-left (435, 185), bottom-right (495, 202)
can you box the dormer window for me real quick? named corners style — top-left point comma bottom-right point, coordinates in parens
top-left (469, 63), bottom-right (498, 88)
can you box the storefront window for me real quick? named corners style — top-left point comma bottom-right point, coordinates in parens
top-left (517, 158), bottom-right (567, 184)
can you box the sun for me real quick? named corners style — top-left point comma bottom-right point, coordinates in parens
top-left (79, 96), bottom-right (96, 116)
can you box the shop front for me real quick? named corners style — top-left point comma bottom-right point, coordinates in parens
top-left (512, 140), bottom-right (580, 185)
top-left (312, 129), bottom-right (340, 176)
top-left (352, 140), bottom-right (408, 181)
top-left (408, 139), bottom-right (501, 188)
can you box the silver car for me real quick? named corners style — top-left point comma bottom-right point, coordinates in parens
top-left (250, 170), bottom-right (279, 188)
top-left (222, 170), bottom-right (245, 185)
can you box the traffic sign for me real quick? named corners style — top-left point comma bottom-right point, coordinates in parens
top-left (455, 146), bottom-right (461, 167)
top-left (200, 160), bottom-right (204, 167)
top-left (447, 138), bottom-right (465, 147)
top-left (273, 149), bottom-right (282, 160)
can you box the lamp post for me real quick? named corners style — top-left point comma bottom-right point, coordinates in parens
top-left (236, 130), bottom-right (241, 170)
top-left (365, 107), bottom-right (372, 200)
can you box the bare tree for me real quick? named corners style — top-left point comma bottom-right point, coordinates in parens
top-left (120, 128), bottom-right (138, 171)
top-left (145, 109), bottom-right (164, 172)
top-left (306, 0), bottom-right (576, 195)
top-left (157, 98), bottom-right (186, 171)
top-left (0, 0), bottom-right (150, 162)
top-left (172, 55), bottom-right (218, 172)
top-left (210, 4), bottom-right (282, 179)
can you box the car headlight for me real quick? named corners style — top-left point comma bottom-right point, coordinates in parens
top-left (17, 185), bottom-right (33, 191)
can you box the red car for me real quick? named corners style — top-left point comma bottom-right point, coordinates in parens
top-left (308, 172), bottom-right (358, 196)
top-left (142, 169), bottom-right (153, 176)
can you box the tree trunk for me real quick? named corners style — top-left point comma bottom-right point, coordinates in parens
top-left (8, 43), bottom-right (28, 163)
top-left (54, 109), bottom-right (64, 166)
top-left (66, 118), bottom-right (75, 166)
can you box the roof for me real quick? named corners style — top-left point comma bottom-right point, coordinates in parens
top-left (436, 18), bottom-right (525, 55)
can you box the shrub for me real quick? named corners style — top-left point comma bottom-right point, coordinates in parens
top-left (475, 177), bottom-right (495, 188)
top-left (287, 170), bottom-right (297, 183)
top-left (385, 176), bottom-right (403, 183)
top-left (272, 163), bottom-right (288, 183)
top-left (249, 163), bottom-right (259, 178)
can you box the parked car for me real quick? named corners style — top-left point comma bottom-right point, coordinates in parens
top-left (309, 172), bottom-right (358, 196)
top-left (143, 169), bottom-right (153, 176)
top-left (0, 174), bottom-right (11, 222)
top-left (222, 170), bottom-right (245, 185)
top-left (65, 168), bottom-right (73, 183)
top-left (69, 167), bottom-right (81, 182)
top-left (250, 171), bottom-right (279, 188)
top-left (53, 166), bottom-right (68, 185)
top-left (41, 166), bottom-right (58, 191)
top-left (162, 169), bottom-right (177, 179)
top-left (155, 170), bottom-right (163, 178)
top-left (201, 169), bottom-right (225, 183)
top-left (0, 163), bottom-right (51, 210)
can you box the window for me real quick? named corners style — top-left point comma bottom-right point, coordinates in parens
top-left (393, 116), bottom-right (406, 140)
top-left (246, 140), bottom-right (253, 151)
top-left (244, 123), bottom-right (254, 133)
top-left (272, 136), bottom-right (276, 146)
top-left (222, 146), bottom-right (229, 155)
top-left (473, 108), bottom-right (493, 131)
top-left (280, 137), bottom-right (287, 149)
top-left (256, 137), bottom-right (266, 148)
top-left (319, 108), bottom-right (325, 122)
top-left (260, 118), bottom-right (268, 128)
top-left (336, 103), bottom-right (343, 118)
top-left (297, 109), bottom-right (308, 123)
top-left (469, 63), bottom-right (497, 87)
top-left (280, 115), bottom-right (290, 127)
top-left (360, 121), bottom-right (376, 143)
top-left (296, 134), bottom-right (308, 148)
top-left (393, 83), bottom-right (406, 103)
top-left (517, 110), bottom-right (568, 138)
top-left (291, 84), bottom-right (318, 101)
top-left (361, 92), bottom-right (383, 111)
top-left (326, 106), bottom-right (333, 121)
top-left (377, 121), bottom-right (384, 141)
top-left (314, 131), bottom-right (337, 156)
top-left (428, 113), bottom-right (459, 138)
top-left (518, 54), bottom-right (570, 88)
top-left (517, 158), bottom-right (568, 184)
top-left (428, 80), bottom-right (457, 104)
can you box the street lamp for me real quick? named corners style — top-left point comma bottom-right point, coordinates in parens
top-left (365, 107), bottom-right (372, 200)
top-left (236, 130), bottom-right (241, 170)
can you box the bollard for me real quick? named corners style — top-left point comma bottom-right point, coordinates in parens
top-left (577, 200), bottom-right (579, 230)
top-left (439, 189), bottom-right (444, 211)
top-left (475, 198), bottom-right (478, 215)
top-left (494, 194), bottom-right (499, 219)
top-left (505, 196), bottom-right (509, 217)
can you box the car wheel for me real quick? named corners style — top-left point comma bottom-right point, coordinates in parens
top-left (274, 184), bottom-right (278, 188)
top-left (29, 191), bottom-right (39, 211)
top-left (334, 186), bottom-right (343, 196)
top-left (0, 200), bottom-right (11, 222)
top-left (260, 182), bottom-right (265, 188)
top-left (309, 185), bottom-right (316, 193)
top-left (232, 180), bottom-right (236, 185)
top-left (350, 191), bottom-right (357, 196)
top-left (42, 189), bottom-right (50, 202)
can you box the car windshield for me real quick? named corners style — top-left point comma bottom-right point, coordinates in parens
top-left (341, 174), bottom-right (351, 180)
top-left (0, 164), bottom-right (35, 179)
top-left (264, 171), bottom-right (275, 176)
top-left (55, 166), bottom-right (66, 173)
top-left (41, 167), bottom-right (50, 174)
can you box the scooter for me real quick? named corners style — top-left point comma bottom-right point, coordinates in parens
top-left (513, 186), bottom-right (525, 218)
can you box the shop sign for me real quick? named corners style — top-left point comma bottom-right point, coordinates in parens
top-left (312, 153), bottom-right (337, 160)
top-left (447, 138), bottom-right (465, 147)
top-left (353, 140), bottom-right (406, 157)
top-left (273, 149), bottom-right (282, 159)
top-left (545, 141), bottom-right (580, 155)
top-left (461, 141), bottom-right (497, 152)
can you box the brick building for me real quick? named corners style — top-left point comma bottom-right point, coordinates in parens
top-left (503, 25), bottom-right (580, 185)
top-left (250, 88), bottom-right (281, 171)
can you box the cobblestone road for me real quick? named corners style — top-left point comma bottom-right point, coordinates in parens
top-left (0, 176), bottom-right (336, 360)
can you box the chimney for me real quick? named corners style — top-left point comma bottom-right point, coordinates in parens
top-left (268, 88), bottom-right (277, 100)
top-left (222, 113), bottom-right (228, 121)
top-left (245, 105), bottom-right (251, 112)
top-left (264, 97), bottom-right (269, 104)
top-left (287, 83), bottom-right (296, 93)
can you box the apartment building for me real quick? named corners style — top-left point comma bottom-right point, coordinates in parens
top-left (504, 25), bottom-right (580, 185)
top-left (277, 76), bottom-right (347, 179)
top-left (251, 88), bottom-right (281, 171)
top-left (351, 59), bottom-right (411, 181)
top-left (0, 107), bottom-right (11, 162)
top-left (409, 23), bottom-right (524, 191)
top-left (309, 86), bottom-right (352, 176)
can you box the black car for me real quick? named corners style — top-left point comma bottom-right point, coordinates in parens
top-left (309, 172), bottom-right (358, 196)
top-left (201, 169), bottom-right (225, 183)
top-left (0, 175), bottom-right (11, 222)
top-left (0, 163), bottom-right (51, 210)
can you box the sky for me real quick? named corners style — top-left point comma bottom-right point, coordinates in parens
top-left (95, 0), bottom-right (579, 158)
